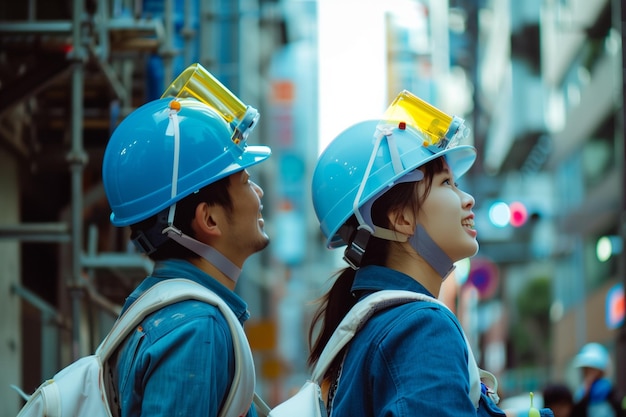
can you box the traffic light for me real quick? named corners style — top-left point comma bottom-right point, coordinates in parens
top-left (509, 201), bottom-right (528, 228)
top-left (488, 201), bottom-right (510, 228)
top-left (487, 201), bottom-right (529, 228)
top-left (596, 235), bottom-right (623, 262)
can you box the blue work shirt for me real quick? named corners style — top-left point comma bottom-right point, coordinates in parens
top-left (116, 259), bottom-right (258, 417)
top-left (330, 265), bottom-right (506, 417)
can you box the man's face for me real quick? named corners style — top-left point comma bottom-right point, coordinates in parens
top-left (581, 366), bottom-right (604, 384)
top-left (221, 169), bottom-right (270, 258)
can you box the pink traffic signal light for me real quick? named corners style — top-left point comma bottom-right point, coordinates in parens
top-left (509, 201), bottom-right (528, 227)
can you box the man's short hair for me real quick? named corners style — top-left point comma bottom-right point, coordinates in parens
top-left (130, 174), bottom-right (233, 261)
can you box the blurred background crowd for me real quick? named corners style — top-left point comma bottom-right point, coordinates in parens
top-left (0, 0), bottom-right (624, 415)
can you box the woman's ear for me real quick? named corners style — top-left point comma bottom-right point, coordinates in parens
top-left (192, 202), bottom-right (222, 239)
top-left (388, 206), bottom-right (416, 236)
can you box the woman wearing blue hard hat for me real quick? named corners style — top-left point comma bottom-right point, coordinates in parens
top-left (308, 91), bottom-right (554, 417)
top-left (102, 64), bottom-right (270, 417)
top-left (571, 343), bottom-right (624, 417)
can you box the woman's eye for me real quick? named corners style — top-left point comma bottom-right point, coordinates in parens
top-left (442, 178), bottom-right (459, 187)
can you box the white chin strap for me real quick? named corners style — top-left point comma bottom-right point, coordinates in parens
top-left (164, 101), bottom-right (241, 284)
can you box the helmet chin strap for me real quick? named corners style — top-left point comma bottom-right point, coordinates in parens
top-left (129, 210), bottom-right (242, 284)
top-left (366, 224), bottom-right (454, 280)
top-left (163, 99), bottom-right (241, 284)
top-left (408, 225), bottom-right (455, 280)
top-left (163, 226), bottom-right (242, 283)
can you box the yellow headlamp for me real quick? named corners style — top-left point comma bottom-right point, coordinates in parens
top-left (161, 63), bottom-right (259, 144)
top-left (382, 90), bottom-right (469, 149)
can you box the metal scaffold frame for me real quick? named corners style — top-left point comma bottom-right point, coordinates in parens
top-left (0, 0), bottom-right (202, 369)
top-left (0, 3), bottom-right (285, 414)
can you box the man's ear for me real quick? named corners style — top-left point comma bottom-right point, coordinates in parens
top-left (192, 202), bottom-right (222, 238)
top-left (388, 206), bottom-right (415, 236)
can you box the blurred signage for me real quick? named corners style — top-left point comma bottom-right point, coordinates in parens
top-left (466, 257), bottom-right (499, 300)
top-left (271, 202), bottom-right (306, 265)
top-left (271, 80), bottom-right (295, 148)
top-left (606, 283), bottom-right (624, 329)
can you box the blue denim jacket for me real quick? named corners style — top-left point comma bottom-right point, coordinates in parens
top-left (116, 259), bottom-right (258, 417)
top-left (329, 265), bottom-right (506, 417)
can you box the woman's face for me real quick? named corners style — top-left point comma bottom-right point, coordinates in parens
top-left (415, 161), bottom-right (478, 262)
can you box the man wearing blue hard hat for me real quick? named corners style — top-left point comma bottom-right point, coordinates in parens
top-left (570, 343), bottom-right (624, 417)
top-left (102, 64), bottom-right (270, 417)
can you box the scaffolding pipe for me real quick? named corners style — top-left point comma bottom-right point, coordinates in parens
top-left (27, 0), bottom-right (35, 20)
top-left (182, 0), bottom-right (194, 64)
top-left (11, 283), bottom-right (64, 380)
top-left (0, 21), bottom-right (73, 33)
top-left (11, 284), bottom-right (64, 326)
top-left (163, 0), bottom-right (176, 88)
top-left (98, 0), bottom-right (110, 62)
top-left (89, 46), bottom-right (129, 102)
top-left (69, 0), bottom-right (88, 360)
top-left (0, 223), bottom-right (70, 242)
top-left (81, 253), bottom-right (154, 271)
top-left (0, 19), bottom-right (163, 35)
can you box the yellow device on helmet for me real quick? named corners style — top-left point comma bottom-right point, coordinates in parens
top-left (382, 90), bottom-right (469, 150)
top-left (162, 63), bottom-right (259, 143)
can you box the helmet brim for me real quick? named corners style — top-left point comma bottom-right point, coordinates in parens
top-left (110, 145), bottom-right (271, 226)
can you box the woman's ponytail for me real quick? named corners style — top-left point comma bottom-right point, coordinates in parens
top-left (307, 267), bottom-right (357, 370)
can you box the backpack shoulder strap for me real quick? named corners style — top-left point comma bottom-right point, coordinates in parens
top-left (310, 289), bottom-right (484, 407)
top-left (310, 290), bottom-right (430, 382)
top-left (95, 278), bottom-right (255, 417)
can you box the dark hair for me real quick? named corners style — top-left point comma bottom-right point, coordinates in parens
top-left (542, 383), bottom-right (573, 407)
top-left (130, 174), bottom-right (233, 261)
top-left (307, 157), bottom-right (446, 374)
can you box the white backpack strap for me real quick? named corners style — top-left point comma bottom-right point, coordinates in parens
top-left (95, 278), bottom-right (256, 417)
top-left (311, 290), bottom-right (425, 382)
top-left (310, 290), bottom-right (483, 407)
top-left (479, 369), bottom-right (500, 404)
top-left (253, 392), bottom-right (271, 417)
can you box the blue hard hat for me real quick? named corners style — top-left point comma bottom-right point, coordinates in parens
top-left (312, 120), bottom-right (476, 249)
top-left (103, 97), bottom-right (271, 227)
top-left (573, 343), bottom-right (610, 371)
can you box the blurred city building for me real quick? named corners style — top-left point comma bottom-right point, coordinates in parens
top-left (473, 0), bottom-right (624, 400)
top-left (0, 0), bottom-right (623, 415)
